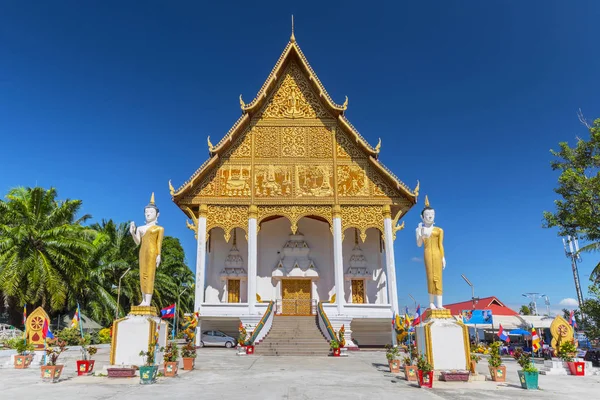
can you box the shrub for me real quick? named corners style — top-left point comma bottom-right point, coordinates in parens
top-left (45, 339), bottom-right (68, 366)
top-left (416, 354), bottom-right (433, 373)
top-left (385, 344), bottom-right (401, 361)
top-left (98, 327), bottom-right (112, 344)
top-left (558, 340), bottom-right (577, 362)
top-left (488, 341), bottom-right (503, 368)
top-left (161, 341), bottom-right (179, 363)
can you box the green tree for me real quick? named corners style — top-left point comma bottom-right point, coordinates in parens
top-left (519, 305), bottom-right (531, 315)
top-left (581, 284), bottom-right (600, 340)
top-left (0, 187), bottom-right (94, 314)
top-left (543, 118), bottom-right (600, 277)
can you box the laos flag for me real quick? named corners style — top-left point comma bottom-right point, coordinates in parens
top-left (498, 324), bottom-right (509, 343)
top-left (42, 319), bottom-right (54, 339)
top-left (570, 310), bottom-right (577, 329)
top-left (161, 304), bottom-right (176, 319)
top-left (412, 305), bottom-right (421, 326)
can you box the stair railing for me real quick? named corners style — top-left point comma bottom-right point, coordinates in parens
top-left (247, 301), bottom-right (274, 345)
top-left (317, 302), bottom-right (335, 341)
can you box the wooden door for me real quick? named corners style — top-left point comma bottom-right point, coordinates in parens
top-left (351, 279), bottom-right (365, 304)
top-left (282, 279), bottom-right (312, 315)
top-left (228, 279), bottom-right (240, 303)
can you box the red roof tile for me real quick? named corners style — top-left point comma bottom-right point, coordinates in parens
top-left (442, 296), bottom-right (519, 316)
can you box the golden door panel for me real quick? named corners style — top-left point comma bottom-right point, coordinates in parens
top-left (282, 279), bottom-right (312, 315)
top-left (351, 279), bottom-right (365, 304)
top-left (228, 279), bottom-right (240, 303)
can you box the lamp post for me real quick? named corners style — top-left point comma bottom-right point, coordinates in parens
top-left (174, 284), bottom-right (190, 338)
top-left (544, 295), bottom-right (550, 316)
top-left (522, 293), bottom-right (545, 316)
top-left (408, 294), bottom-right (417, 313)
top-left (563, 236), bottom-right (586, 323)
top-left (115, 267), bottom-right (131, 319)
top-left (461, 274), bottom-right (480, 343)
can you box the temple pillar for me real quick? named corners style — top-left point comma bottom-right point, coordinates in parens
top-left (247, 205), bottom-right (258, 314)
top-left (332, 205), bottom-right (345, 314)
top-left (194, 204), bottom-right (208, 346)
top-left (382, 205), bottom-right (399, 315)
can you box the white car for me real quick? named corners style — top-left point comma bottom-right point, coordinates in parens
top-left (199, 330), bottom-right (236, 348)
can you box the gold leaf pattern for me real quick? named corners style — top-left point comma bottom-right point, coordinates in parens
top-left (340, 205), bottom-right (384, 242)
top-left (254, 127), bottom-right (280, 158)
top-left (206, 205), bottom-right (248, 242)
top-left (336, 130), bottom-right (365, 159)
top-left (257, 205), bottom-right (333, 234)
top-left (281, 127), bottom-right (307, 157)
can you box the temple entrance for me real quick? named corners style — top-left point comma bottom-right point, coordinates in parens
top-left (281, 279), bottom-right (312, 315)
top-left (351, 279), bottom-right (365, 304)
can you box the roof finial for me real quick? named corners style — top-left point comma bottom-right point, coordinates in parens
top-left (290, 15), bottom-right (296, 42)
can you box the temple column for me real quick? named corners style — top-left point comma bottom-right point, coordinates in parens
top-left (383, 205), bottom-right (399, 315)
top-left (332, 205), bottom-right (345, 314)
top-left (247, 205), bottom-right (258, 314)
top-left (194, 204), bottom-right (208, 346)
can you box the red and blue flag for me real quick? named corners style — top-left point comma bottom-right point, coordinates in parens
top-left (161, 304), bottom-right (176, 319)
top-left (570, 310), bottom-right (577, 329)
top-left (498, 324), bottom-right (509, 342)
top-left (412, 305), bottom-right (421, 326)
top-left (42, 319), bottom-right (54, 339)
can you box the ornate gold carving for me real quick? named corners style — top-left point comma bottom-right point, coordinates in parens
top-left (309, 127), bottom-right (333, 158)
top-left (248, 205), bottom-right (258, 219)
top-left (370, 167), bottom-right (396, 197)
top-left (342, 96), bottom-right (348, 110)
top-left (295, 165), bottom-right (333, 197)
top-left (257, 205), bottom-right (332, 234)
top-left (207, 136), bottom-right (215, 152)
top-left (169, 180), bottom-right (175, 196)
top-left (130, 306), bottom-right (158, 317)
top-left (374, 138), bottom-right (381, 153)
top-left (336, 130), bottom-right (365, 159)
top-left (219, 164), bottom-right (252, 196)
top-left (239, 94), bottom-right (245, 109)
top-left (281, 127), bottom-right (307, 157)
top-left (192, 170), bottom-right (218, 197)
top-left (392, 209), bottom-right (405, 240)
top-left (259, 61), bottom-right (330, 119)
top-left (206, 205), bottom-right (248, 242)
top-left (414, 180), bottom-right (420, 197)
top-left (254, 127), bottom-right (280, 159)
top-left (199, 204), bottom-right (208, 218)
top-left (340, 205), bottom-right (384, 242)
top-left (222, 131), bottom-right (252, 159)
top-left (550, 315), bottom-right (574, 349)
top-left (382, 205), bottom-right (392, 219)
top-left (337, 164), bottom-right (369, 197)
top-left (254, 165), bottom-right (293, 197)
top-left (332, 205), bottom-right (341, 219)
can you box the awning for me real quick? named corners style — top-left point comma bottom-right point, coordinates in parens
top-left (509, 329), bottom-right (531, 336)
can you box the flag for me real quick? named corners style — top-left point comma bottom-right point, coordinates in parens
top-left (498, 324), bottom-right (510, 343)
top-left (71, 307), bottom-right (80, 328)
top-left (412, 305), bottom-right (421, 326)
top-left (404, 307), bottom-right (412, 328)
top-left (570, 310), bottom-right (577, 329)
top-left (42, 319), bottom-right (54, 340)
top-left (23, 304), bottom-right (27, 326)
top-left (532, 328), bottom-right (540, 352)
top-left (161, 304), bottom-right (176, 319)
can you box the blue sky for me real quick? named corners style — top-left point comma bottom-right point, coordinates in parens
top-left (1, 1), bottom-right (599, 315)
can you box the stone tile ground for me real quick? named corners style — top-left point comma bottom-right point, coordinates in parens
top-left (1, 346), bottom-right (598, 399)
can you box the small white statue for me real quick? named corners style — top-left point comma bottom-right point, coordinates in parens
top-left (416, 195), bottom-right (446, 310)
top-left (129, 193), bottom-right (164, 307)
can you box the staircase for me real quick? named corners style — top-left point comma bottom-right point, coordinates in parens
top-left (254, 315), bottom-right (330, 356)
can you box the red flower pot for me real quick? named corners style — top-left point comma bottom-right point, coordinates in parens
top-left (332, 348), bottom-right (341, 357)
top-left (567, 361), bottom-right (585, 376)
top-left (246, 345), bottom-right (255, 355)
top-left (76, 360), bottom-right (95, 376)
top-left (418, 370), bottom-right (434, 388)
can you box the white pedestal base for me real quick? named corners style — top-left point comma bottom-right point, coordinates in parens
top-left (415, 313), bottom-right (470, 371)
top-left (540, 359), bottom-right (569, 375)
top-left (110, 315), bottom-right (168, 366)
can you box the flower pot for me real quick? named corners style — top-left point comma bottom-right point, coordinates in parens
top-left (139, 365), bottom-right (158, 384)
top-left (40, 365), bottom-right (64, 383)
top-left (182, 357), bottom-right (195, 370)
top-left (469, 360), bottom-right (477, 374)
top-left (489, 365), bottom-right (506, 382)
top-left (164, 361), bottom-right (178, 377)
top-left (567, 361), bottom-right (585, 376)
top-left (246, 345), bottom-right (255, 355)
top-left (14, 355), bottom-right (32, 369)
top-left (76, 360), bottom-right (95, 376)
top-left (404, 365), bottom-right (418, 381)
top-left (388, 359), bottom-right (401, 374)
top-left (332, 348), bottom-right (341, 357)
top-left (418, 370), bottom-right (434, 388)
top-left (518, 370), bottom-right (539, 390)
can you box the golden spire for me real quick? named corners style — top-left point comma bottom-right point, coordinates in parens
top-left (424, 195), bottom-right (430, 208)
top-left (290, 15), bottom-right (295, 42)
top-left (168, 180), bottom-right (175, 196)
top-left (150, 192), bottom-right (155, 205)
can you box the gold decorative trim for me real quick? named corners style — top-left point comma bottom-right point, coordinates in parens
top-left (257, 205), bottom-right (333, 234)
top-left (382, 205), bottom-right (391, 219)
top-left (248, 205), bottom-right (258, 219)
top-left (332, 205), bottom-right (341, 219)
top-left (130, 306), bottom-right (158, 317)
top-left (340, 205), bottom-right (384, 242)
top-left (148, 318), bottom-right (157, 346)
top-left (424, 321), bottom-right (434, 369)
top-left (206, 205), bottom-right (248, 242)
top-left (457, 319), bottom-right (472, 370)
top-left (423, 309), bottom-right (453, 321)
top-left (109, 317), bottom-right (127, 365)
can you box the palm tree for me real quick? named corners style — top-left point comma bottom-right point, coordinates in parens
top-left (577, 241), bottom-right (600, 281)
top-left (0, 187), bottom-right (94, 313)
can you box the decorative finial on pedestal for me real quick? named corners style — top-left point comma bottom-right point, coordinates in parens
top-left (290, 15), bottom-right (295, 42)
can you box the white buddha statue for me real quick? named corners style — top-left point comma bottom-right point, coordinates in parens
top-left (416, 195), bottom-right (446, 310)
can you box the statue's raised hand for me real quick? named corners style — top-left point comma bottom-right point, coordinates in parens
top-left (129, 221), bottom-right (136, 235)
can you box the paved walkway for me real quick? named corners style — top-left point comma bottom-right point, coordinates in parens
top-left (1, 347), bottom-right (598, 399)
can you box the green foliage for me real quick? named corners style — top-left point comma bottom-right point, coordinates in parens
top-left (329, 338), bottom-right (340, 349)
top-left (488, 341), bottom-right (503, 368)
top-left (45, 338), bottom-right (68, 366)
top-left (56, 327), bottom-right (89, 345)
top-left (403, 356), bottom-right (413, 366)
top-left (512, 348), bottom-right (536, 371)
top-left (470, 353), bottom-right (482, 363)
top-left (558, 340), bottom-right (577, 362)
top-left (581, 283), bottom-right (600, 340)
top-left (385, 344), bottom-right (401, 361)
top-left (9, 339), bottom-right (34, 355)
top-left (416, 354), bottom-right (433, 373)
top-left (161, 341), bottom-right (179, 363)
top-left (519, 305), bottom-right (531, 315)
top-left (181, 341), bottom-right (196, 358)
top-left (98, 327), bottom-right (112, 344)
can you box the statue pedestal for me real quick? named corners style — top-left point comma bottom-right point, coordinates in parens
top-left (415, 309), bottom-right (470, 371)
top-left (110, 307), bottom-right (168, 366)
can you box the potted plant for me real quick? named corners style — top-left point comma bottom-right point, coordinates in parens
top-left (416, 354), bottom-right (434, 388)
top-left (470, 353), bottom-right (481, 374)
top-left (76, 337), bottom-right (97, 376)
top-left (559, 340), bottom-right (584, 376)
top-left (162, 341), bottom-right (179, 377)
top-left (41, 339), bottom-right (68, 383)
top-left (513, 349), bottom-right (539, 390)
top-left (385, 345), bottom-right (401, 373)
top-left (13, 340), bottom-right (34, 369)
top-left (487, 341), bottom-right (506, 382)
top-left (404, 356), bottom-right (418, 381)
top-left (139, 344), bottom-right (158, 384)
top-left (330, 338), bottom-right (341, 357)
top-left (181, 341), bottom-right (196, 370)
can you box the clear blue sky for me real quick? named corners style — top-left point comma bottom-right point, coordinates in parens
top-left (1, 1), bottom-right (599, 315)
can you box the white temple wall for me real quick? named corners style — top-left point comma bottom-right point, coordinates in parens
top-left (205, 227), bottom-right (248, 303)
top-left (341, 227), bottom-right (387, 304)
top-left (256, 216), bottom-right (334, 302)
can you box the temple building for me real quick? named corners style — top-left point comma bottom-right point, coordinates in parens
top-left (171, 29), bottom-right (418, 349)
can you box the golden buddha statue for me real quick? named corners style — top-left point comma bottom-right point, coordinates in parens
top-left (416, 195), bottom-right (446, 310)
top-left (129, 193), bottom-right (164, 306)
